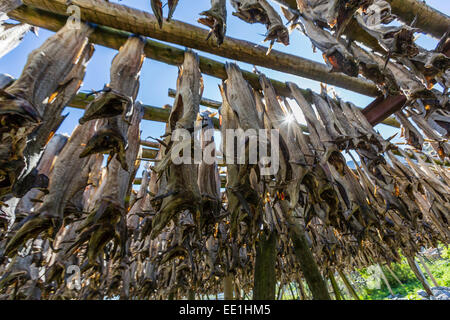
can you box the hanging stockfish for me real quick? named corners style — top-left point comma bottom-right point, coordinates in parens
top-left (151, 0), bottom-right (164, 28)
top-left (18, 44), bottom-right (94, 200)
top-left (258, 73), bottom-right (310, 209)
top-left (230, 0), bottom-right (289, 53)
top-left (395, 110), bottom-right (424, 150)
top-left (3, 117), bottom-right (104, 258)
top-left (0, 21), bottom-right (93, 199)
top-left (79, 36), bottom-right (146, 171)
top-left (41, 158), bottom-right (103, 297)
top-left (409, 107), bottom-right (450, 159)
top-left (349, 44), bottom-right (400, 96)
top-left (66, 102), bottom-right (143, 267)
top-left (288, 82), bottom-right (372, 232)
top-left (296, 0), bottom-right (372, 37)
top-left (168, 0), bottom-right (180, 21)
top-left (150, 50), bottom-right (203, 239)
top-left (14, 134), bottom-right (68, 219)
top-left (0, 14), bottom-right (37, 59)
top-left (283, 8), bottom-right (359, 77)
top-left (220, 62), bottom-right (265, 239)
top-left (198, 0), bottom-right (227, 46)
top-left (355, 4), bottom-right (419, 59)
top-left (197, 110), bottom-right (221, 226)
top-left (355, 1), bottom-right (449, 90)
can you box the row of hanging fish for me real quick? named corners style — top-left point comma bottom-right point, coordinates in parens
top-left (0, 12), bottom-right (449, 299)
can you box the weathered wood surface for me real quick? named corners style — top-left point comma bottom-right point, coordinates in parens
top-left (0, 0), bottom-right (22, 14)
top-left (14, 0), bottom-right (379, 97)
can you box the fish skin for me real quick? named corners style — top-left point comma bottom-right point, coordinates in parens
top-left (151, 0), bottom-right (164, 28)
top-left (167, 0), bottom-right (180, 21)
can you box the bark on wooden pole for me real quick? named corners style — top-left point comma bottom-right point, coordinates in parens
top-left (168, 88), bottom-right (221, 110)
top-left (328, 270), bottom-right (342, 300)
top-left (8, 5), bottom-right (309, 99)
top-left (286, 215), bottom-right (331, 300)
top-left (417, 255), bottom-right (439, 288)
top-left (253, 232), bottom-right (277, 300)
top-left (17, 0), bottom-right (379, 97)
top-left (387, 0), bottom-right (450, 39)
top-left (337, 269), bottom-right (360, 300)
top-left (377, 264), bottom-right (394, 296)
top-left (406, 256), bottom-right (433, 296)
top-left (385, 264), bottom-right (404, 287)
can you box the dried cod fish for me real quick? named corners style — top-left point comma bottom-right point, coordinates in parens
top-left (198, 0), bottom-right (227, 46)
top-left (230, 0), bottom-right (289, 53)
top-left (151, 50), bottom-right (203, 239)
top-left (4, 120), bottom-right (102, 257)
top-left (1, 21), bottom-right (93, 199)
top-left (79, 36), bottom-right (146, 171)
top-left (67, 103), bottom-right (143, 266)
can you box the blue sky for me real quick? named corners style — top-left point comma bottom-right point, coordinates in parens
top-left (1, 0), bottom-right (448, 167)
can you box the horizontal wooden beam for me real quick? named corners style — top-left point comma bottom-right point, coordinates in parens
top-left (15, 0), bottom-right (379, 97)
top-left (69, 92), bottom-right (221, 128)
top-left (168, 88), bottom-right (221, 110)
top-left (9, 5), bottom-right (310, 99)
top-left (11, 5), bottom-right (398, 128)
top-left (387, 0), bottom-right (450, 39)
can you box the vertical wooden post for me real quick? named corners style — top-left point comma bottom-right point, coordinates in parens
top-left (406, 256), bottom-right (433, 296)
top-left (338, 270), bottom-right (360, 300)
top-left (377, 264), bottom-right (394, 296)
top-left (287, 214), bottom-right (331, 300)
top-left (224, 275), bottom-right (234, 300)
top-left (253, 232), bottom-right (277, 300)
top-left (328, 270), bottom-right (342, 300)
top-left (418, 255), bottom-right (439, 287)
top-left (385, 264), bottom-right (404, 287)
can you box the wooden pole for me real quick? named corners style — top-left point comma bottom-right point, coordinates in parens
top-left (328, 270), bottom-right (343, 300)
top-left (387, 0), bottom-right (450, 39)
top-left (286, 214), bottom-right (331, 300)
top-left (168, 88), bottom-right (221, 110)
top-left (406, 256), bottom-right (433, 296)
top-left (8, 5), bottom-right (312, 99)
top-left (337, 270), bottom-right (360, 300)
top-left (377, 264), bottom-right (394, 296)
top-left (418, 255), bottom-right (439, 287)
top-left (253, 232), bottom-right (277, 300)
top-left (17, 0), bottom-right (379, 97)
top-left (295, 276), bottom-right (307, 300)
top-left (385, 264), bottom-right (404, 288)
